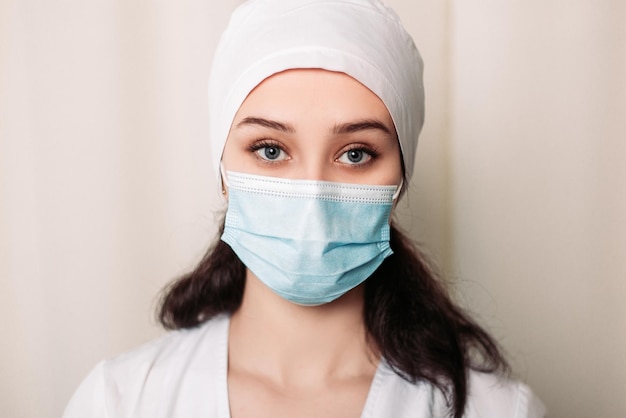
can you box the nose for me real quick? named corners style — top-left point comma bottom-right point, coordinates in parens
top-left (297, 153), bottom-right (333, 182)
top-left (302, 165), bottom-right (327, 181)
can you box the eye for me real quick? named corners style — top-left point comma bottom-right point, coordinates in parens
top-left (258, 145), bottom-right (283, 160)
top-left (249, 140), bottom-right (289, 162)
top-left (336, 147), bottom-right (376, 165)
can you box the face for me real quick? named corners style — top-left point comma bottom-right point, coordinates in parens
top-left (221, 69), bottom-right (403, 187)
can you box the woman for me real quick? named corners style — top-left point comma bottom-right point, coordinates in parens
top-left (65, 0), bottom-right (546, 417)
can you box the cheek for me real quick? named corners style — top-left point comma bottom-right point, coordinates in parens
top-left (382, 145), bottom-right (404, 184)
top-left (221, 136), bottom-right (248, 171)
top-left (220, 136), bottom-right (234, 163)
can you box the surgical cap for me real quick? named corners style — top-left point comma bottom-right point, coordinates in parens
top-left (208, 0), bottom-right (425, 181)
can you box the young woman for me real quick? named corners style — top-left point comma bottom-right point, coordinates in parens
top-left (65, 1), bottom-right (546, 417)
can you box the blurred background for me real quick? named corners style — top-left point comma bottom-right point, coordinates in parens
top-left (1, 0), bottom-right (624, 417)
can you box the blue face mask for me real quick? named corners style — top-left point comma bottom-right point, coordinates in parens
top-left (221, 171), bottom-right (400, 306)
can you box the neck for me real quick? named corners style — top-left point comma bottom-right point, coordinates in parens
top-left (228, 271), bottom-right (379, 387)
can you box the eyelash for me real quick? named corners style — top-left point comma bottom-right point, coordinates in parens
top-left (338, 144), bottom-right (380, 167)
top-left (247, 139), bottom-right (287, 163)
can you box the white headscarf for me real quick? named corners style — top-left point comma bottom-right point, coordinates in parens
top-left (209, 0), bottom-right (424, 182)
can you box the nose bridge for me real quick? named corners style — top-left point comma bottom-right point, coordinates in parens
top-left (297, 144), bottom-right (331, 181)
top-left (303, 160), bottom-right (327, 181)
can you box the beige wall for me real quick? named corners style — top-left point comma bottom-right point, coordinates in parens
top-left (449, 2), bottom-right (626, 417)
top-left (1, 0), bottom-right (624, 417)
top-left (1, 1), bottom-right (243, 416)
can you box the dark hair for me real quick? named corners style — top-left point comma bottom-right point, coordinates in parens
top-left (158, 220), bottom-right (509, 418)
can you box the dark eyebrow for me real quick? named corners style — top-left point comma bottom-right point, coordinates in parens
top-left (236, 117), bottom-right (296, 133)
top-left (332, 119), bottom-right (392, 136)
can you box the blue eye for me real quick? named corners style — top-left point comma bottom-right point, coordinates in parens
top-left (262, 146), bottom-right (280, 160)
top-left (253, 143), bottom-right (288, 161)
top-left (347, 149), bottom-right (364, 163)
top-left (338, 148), bottom-right (373, 165)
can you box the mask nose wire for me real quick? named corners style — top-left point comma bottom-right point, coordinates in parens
top-left (221, 163), bottom-right (402, 201)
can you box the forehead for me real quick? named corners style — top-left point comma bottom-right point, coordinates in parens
top-left (234, 69), bottom-right (394, 126)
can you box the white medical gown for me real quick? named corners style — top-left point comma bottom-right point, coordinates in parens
top-left (64, 315), bottom-right (546, 418)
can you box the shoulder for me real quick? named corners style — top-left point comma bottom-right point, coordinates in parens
top-left (464, 371), bottom-right (547, 418)
top-left (369, 363), bottom-right (546, 418)
top-left (63, 315), bottom-right (230, 418)
top-left (103, 314), bottom-right (229, 382)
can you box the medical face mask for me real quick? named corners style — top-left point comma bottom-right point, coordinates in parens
top-left (221, 171), bottom-right (400, 305)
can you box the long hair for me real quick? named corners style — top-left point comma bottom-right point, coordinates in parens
top-left (158, 219), bottom-right (509, 418)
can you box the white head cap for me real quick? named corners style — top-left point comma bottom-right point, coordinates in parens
top-left (209, 0), bottom-right (424, 182)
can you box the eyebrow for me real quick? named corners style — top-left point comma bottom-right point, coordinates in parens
top-left (331, 119), bottom-right (392, 136)
top-left (235, 116), bottom-right (392, 136)
top-left (236, 117), bottom-right (296, 133)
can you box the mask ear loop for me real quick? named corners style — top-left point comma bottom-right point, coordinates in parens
top-left (219, 162), bottom-right (230, 196)
top-left (392, 178), bottom-right (404, 201)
